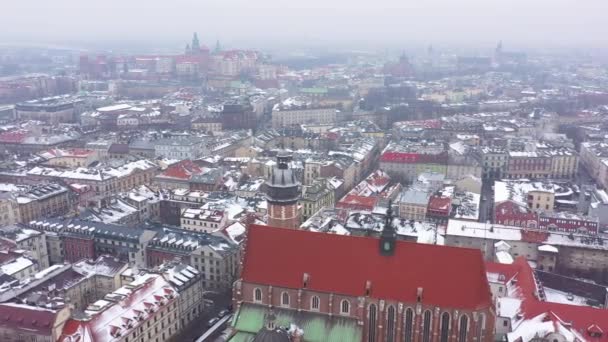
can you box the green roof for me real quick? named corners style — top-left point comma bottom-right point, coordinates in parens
top-left (228, 332), bottom-right (256, 342)
top-left (230, 81), bottom-right (248, 89)
top-left (232, 303), bottom-right (362, 342)
top-left (300, 87), bottom-right (328, 94)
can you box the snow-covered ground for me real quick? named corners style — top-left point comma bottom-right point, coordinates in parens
top-left (543, 287), bottom-right (590, 307)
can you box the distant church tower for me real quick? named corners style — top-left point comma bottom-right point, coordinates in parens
top-left (494, 40), bottom-right (503, 63)
top-left (191, 32), bottom-right (201, 54)
top-left (265, 152), bottom-right (301, 229)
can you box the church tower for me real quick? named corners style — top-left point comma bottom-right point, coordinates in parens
top-left (191, 32), bottom-right (201, 54)
top-left (265, 151), bottom-right (301, 229)
top-left (379, 200), bottom-right (396, 256)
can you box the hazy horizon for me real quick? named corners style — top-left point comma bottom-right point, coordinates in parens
top-left (1, 0), bottom-right (607, 53)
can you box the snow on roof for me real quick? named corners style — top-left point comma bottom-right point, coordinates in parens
top-left (538, 244), bottom-right (558, 253)
top-left (60, 274), bottom-right (178, 342)
top-left (97, 103), bottom-right (132, 112)
top-left (497, 296), bottom-right (522, 319)
top-left (73, 256), bottom-right (127, 278)
top-left (452, 192), bottom-right (480, 221)
top-left (160, 263), bottom-right (200, 288)
top-left (446, 219), bottom-right (522, 241)
top-left (496, 251), bottom-right (514, 264)
top-left (1, 256), bottom-right (34, 275)
top-left (0, 183), bottom-right (24, 192)
top-left (222, 222), bottom-right (246, 245)
top-left (543, 287), bottom-right (589, 307)
top-left (494, 180), bottom-right (557, 205)
top-left (13, 228), bottom-right (42, 242)
top-left (508, 312), bottom-right (586, 342)
top-left (33, 264), bottom-right (66, 279)
top-left (103, 160), bottom-right (157, 179)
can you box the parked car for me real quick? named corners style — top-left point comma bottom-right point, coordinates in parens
top-left (218, 309), bottom-right (230, 318)
top-left (208, 317), bottom-right (220, 327)
top-left (566, 293), bottom-right (574, 301)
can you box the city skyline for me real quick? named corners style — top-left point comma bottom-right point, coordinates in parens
top-left (1, 0), bottom-right (607, 52)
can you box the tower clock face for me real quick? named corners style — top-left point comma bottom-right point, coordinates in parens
top-left (384, 241), bottom-right (391, 251)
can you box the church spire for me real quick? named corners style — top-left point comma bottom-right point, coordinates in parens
top-left (379, 200), bottom-right (396, 256)
top-left (192, 32), bottom-right (200, 53)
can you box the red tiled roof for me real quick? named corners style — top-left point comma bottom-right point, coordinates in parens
top-left (510, 257), bottom-right (608, 340)
top-left (175, 55), bottom-right (203, 64)
top-left (157, 160), bottom-right (204, 180)
top-left (337, 195), bottom-right (378, 210)
top-left (241, 224), bottom-right (493, 310)
top-left (485, 261), bottom-right (519, 283)
top-left (0, 303), bottom-right (57, 335)
top-left (428, 196), bottom-right (452, 214)
top-left (521, 230), bottom-right (550, 244)
top-left (380, 151), bottom-right (448, 164)
top-left (0, 130), bottom-right (29, 144)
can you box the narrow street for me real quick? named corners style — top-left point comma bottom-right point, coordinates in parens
top-left (479, 178), bottom-right (495, 223)
top-left (173, 291), bottom-right (233, 342)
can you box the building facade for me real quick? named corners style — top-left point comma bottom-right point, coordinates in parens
top-left (232, 224), bottom-right (495, 342)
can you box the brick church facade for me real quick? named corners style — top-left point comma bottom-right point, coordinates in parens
top-left (231, 220), bottom-right (495, 341)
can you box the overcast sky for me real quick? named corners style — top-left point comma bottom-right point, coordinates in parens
top-left (0, 0), bottom-right (605, 51)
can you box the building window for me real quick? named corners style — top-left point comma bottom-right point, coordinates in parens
top-left (368, 304), bottom-right (377, 342)
top-left (404, 308), bottom-right (413, 342)
top-left (440, 312), bottom-right (450, 342)
top-left (281, 292), bottom-right (290, 307)
top-left (311, 296), bottom-right (320, 311)
top-left (422, 310), bottom-right (432, 342)
top-left (254, 288), bottom-right (262, 303)
top-left (477, 314), bottom-right (485, 341)
top-left (340, 300), bottom-right (350, 315)
top-left (386, 305), bottom-right (396, 342)
top-left (459, 315), bottom-right (469, 342)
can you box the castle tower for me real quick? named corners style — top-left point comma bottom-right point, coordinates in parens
top-left (265, 151), bottom-right (301, 229)
top-left (191, 32), bottom-right (201, 54)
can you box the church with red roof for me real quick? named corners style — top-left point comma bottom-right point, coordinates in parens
top-left (230, 218), bottom-right (495, 342)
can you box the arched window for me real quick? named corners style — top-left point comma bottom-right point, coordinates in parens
top-left (311, 296), bottom-right (320, 311)
top-left (368, 304), bottom-right (377, 342)
top-left (386, 305), bottom-right (396, 342)
top-left (403, 308), bottom-right (413, 342)
top-left (253, 288), bottom-right (262, 303)
top-left (422, 310), bottom-right (432, 342)
top-left (477, 314), bottom-right (485, 342)
top-left (281, 292), bottom-right (290, 307)
top-left (459, 315), bottom-right (469, 342)
top-left (440, 312), bottom-right (451, 342)
top-left (340, 300), bottom-right (351, 315)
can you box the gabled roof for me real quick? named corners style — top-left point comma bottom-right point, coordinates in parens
top-left (0, 302), bottom-right (59, 335)
top-left (503, 257), bottom-right (608, 341)
top-left (241, 225), bottom-right (492, 310)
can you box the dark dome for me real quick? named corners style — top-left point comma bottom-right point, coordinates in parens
top-left (267, 168), bottom-right (298, 187)
top-left (251, 328), bottom-right (291, 342)
top-left (265, 169), bottom-right (299, 203)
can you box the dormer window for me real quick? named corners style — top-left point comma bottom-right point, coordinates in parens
top-left (588, 324), bottom-right (603, 338)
